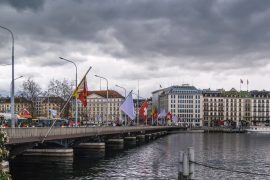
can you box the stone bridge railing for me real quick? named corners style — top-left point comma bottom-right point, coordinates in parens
top-left (1, 126), bottom-right (181, 144)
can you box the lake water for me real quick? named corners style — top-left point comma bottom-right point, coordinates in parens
top-left (9, 133), bottom-right (270, 180)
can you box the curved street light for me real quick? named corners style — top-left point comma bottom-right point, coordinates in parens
top-left (95, 75), bottom-right (109, 126)
top-left (0, 64), bottom-right (11, 66)
top-left (59, 57), bottom-right (78, 127)
top-left (0, 25), bottom-right (15, 128)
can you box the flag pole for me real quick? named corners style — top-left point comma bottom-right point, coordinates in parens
top-left (145, 98), bottom-right (147, 126)
top-left (41, 66), bottom-right (92, 143)
top-left (240, 80), bottom-right (241, 92)
top-left (75, 66), bottom-right (92, 93)
top-left (41, 93), bottom-right (73, 143)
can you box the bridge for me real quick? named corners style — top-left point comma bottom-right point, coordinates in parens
top-left (2, 126), bottom-right (181, 144)
top-left (2, 126), bottom-right (183, 157)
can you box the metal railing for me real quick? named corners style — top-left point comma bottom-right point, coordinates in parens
top-left (1, 126), bottom-right (178, 144)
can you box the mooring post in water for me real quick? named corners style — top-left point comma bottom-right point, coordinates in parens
top-left (183, 152), bottom-right (189, 179)
top-left (179, 151), bottom-right (184, 164)
top-left (188, 147), bottom-right (195, 179)
top-left (178, 151), bottom-right (184, 180)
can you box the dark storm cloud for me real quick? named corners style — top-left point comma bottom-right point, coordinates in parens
top-left (1, 0), bottom-right (270, 71)
top-left (0, 0), bottom-right (45, 11)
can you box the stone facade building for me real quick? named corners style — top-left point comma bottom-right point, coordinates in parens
top-left (78, 90), bottom-right (125, 125)
top-left (250, 91), bottom-right (270, 125)
top-left (0, 97), bottom-right (31, 114)
top-left (153, 85), bottom-right (270, 128)
top-left (203, 89), bottom-right (224, 127)
top-left (34, 97), bottom-right (66, 118)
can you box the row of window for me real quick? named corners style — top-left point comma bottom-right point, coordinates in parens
top-left (88, 98), bottom-right (123, 102)
top-left (87, 103), bottom-right (120, 107)
top-left (171, 104), bottom-right (201, 109)
top-left (181, 119), bottom-right (201, 123)
top-left (171, 95), bottom-right (201, 99)
top-left (204, 99), bottom-right (270, 104)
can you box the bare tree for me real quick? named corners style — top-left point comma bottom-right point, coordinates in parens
top-left (47, 79), bottom-right (73, 100)
top-left (19, 78), bottom-right (42, 118)
top-left (46, 79), bottom-right (74, 118)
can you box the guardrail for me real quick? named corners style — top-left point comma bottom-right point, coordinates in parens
top-left (1, 126), bottom-right (180, 144)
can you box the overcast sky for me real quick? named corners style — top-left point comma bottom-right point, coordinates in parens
top-left (1, 0), bottom-right (270, 98)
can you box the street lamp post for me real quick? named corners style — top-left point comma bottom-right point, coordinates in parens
top-left (59, 57), bottom-right (78, 127)
top-left (9, 76), bottom-right (23, 121)
top-left (115, 84), bottom-right (127, 126)
top-left (0, 25), bottom-right (15, 128)
top-left (10, 76), bottom-right (23, 92)
top-left (95, 75), bottom-right (109, 126)
top-left (14, 76), bottom-right (23, 81)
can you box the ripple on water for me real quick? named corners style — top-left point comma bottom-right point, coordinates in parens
top-left (9, 133), bottom-right (270, 180)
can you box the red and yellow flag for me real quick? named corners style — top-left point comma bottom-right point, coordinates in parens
top-left (73, 76), bottom-right (88, 107)
top-left (151, 106), bottom-right (158, 120)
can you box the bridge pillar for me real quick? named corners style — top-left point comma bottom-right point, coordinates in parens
top-left (152, 133), bottom-right (158, 139)
top-left (23, 149), bottom-right (73, 157)
top-left (124, 137), bottom-right (137, 146)
top-left (74, 143), bottom-right (105, 157)
top-left (136, 135), bottom-right (145, 144)
top-left (106, 139), bottom-right (124, 150)
top-left (145, 134), bottom-right (152, 142)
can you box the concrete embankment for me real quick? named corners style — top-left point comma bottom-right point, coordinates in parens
top-left (170, 127), bottom-right (245, 133)
top-left (202, 127), bottom-right (245, 133)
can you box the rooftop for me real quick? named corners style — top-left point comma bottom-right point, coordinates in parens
top-left (88, 90), bottom-right (124, 99)
top-left (0, 97), bottom-right (31, 103)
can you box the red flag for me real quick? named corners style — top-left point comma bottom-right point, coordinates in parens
top-left (20, 108), bottom-right (32, 118)
top-left (139, 100), bottom-right (148, 122)
top-left (73, 76), bottom-right (88, 107)
top-left (22, 108), bottom-right (31, 115)
top-left (166, 112), bottom-right (172, 120)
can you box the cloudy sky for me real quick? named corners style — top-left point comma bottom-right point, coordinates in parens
top-left (1, 0), bottom-right (270, 98)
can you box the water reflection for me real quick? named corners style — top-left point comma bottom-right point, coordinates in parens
top-left (10, 156), bottom-right (74, 180)
top-left (9, 133), bottom-right (270, 180)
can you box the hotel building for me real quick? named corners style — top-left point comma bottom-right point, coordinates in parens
top-left (152, 84), bottom-right (203, 127)
top-left (78, 90), bottom-right (125, 125)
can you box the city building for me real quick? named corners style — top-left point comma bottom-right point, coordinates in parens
top-left (202, 89), bottom-right (270, 128)
top-left (78, 90), bottom-right (125, 125)
top-left (0, 97), bottom-right (31, 114)
top-left (152, 84), bottom-right (203, 127)
top-left (202, 89), bottom-right (224, 127)
top-left (250, 90), bottom-right (270, 125)
top-left (35, 97), bottom-right (66, 118)
top-left (222, 89), bottom-right (251, 127)
top-left (152, 88), bottom-right (168, 111)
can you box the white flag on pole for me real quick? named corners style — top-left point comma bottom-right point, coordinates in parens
top-left (49, 109), bottom-right (57, 118)
top-left (120, 91), bottom-right (136, 120)
top-left (158, 109), bottom-right (166, 118)
top-left (172, 115), bottom-right (178, 123)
